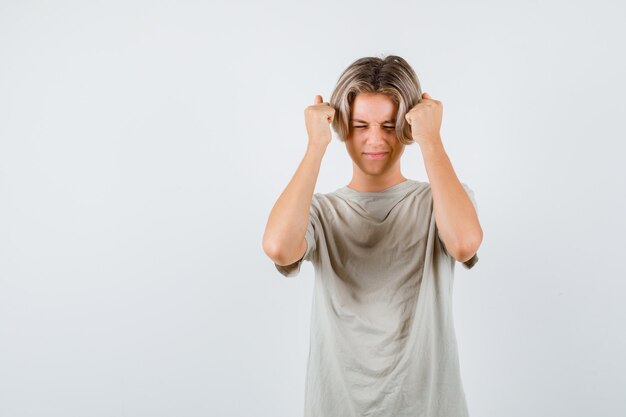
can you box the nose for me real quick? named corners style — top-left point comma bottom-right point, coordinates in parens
top-left (365, 125), bottom-right (390, 143)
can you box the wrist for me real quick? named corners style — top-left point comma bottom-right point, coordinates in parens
top-left (306, 142), bottom-right (328, 158)
top-left (418, 138), bottom-right (445, 156)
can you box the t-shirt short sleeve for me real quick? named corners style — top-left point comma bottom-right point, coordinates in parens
top-left (273, 197), bottom-right (319, 278)
top-left (437, 183), bottom-right (480, 270)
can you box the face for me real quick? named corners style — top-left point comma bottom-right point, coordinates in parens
top-left (345, 93), bottom-right (406, 180)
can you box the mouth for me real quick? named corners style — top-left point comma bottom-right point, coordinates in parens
top-left (363, 152), bottom-right (388, 160)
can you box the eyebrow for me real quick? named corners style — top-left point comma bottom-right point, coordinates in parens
top-left (350, 119), bottom-right (396, 123)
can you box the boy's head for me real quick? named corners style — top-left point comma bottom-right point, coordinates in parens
top-left (329, 55), bottom-right (422, 178)
top-left (329, 55), bottom-right (422, 146)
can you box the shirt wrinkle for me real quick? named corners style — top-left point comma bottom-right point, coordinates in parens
top-left (273, 179), bottom-right (479, 417)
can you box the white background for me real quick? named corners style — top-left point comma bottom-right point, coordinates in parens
top-left (1, 1), bottom-right (625, 416)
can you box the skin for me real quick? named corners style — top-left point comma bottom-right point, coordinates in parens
top-left (344, 93), bottom-right (408, 192)
top-left (404, 92), bottom-right (483, 262)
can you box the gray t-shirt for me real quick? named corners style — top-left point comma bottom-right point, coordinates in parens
top-left (274, 179), bottom-right (479, 417)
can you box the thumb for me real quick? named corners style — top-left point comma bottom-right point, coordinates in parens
top-left (422, 92), bottom-right (431, 99)
top-left (314, 95), bottom-right (323, 104)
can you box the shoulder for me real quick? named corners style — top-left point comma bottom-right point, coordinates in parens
top-left (312, 190), bottom-right (345, 207)
top-left (421, 181), bottom-right (474, 194)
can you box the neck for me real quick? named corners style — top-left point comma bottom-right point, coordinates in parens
top-left (347, 175), bottom-right (408, 193)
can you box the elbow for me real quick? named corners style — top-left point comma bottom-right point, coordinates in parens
top-left (262, 238), bottom-right (294, 266)
top-left (451, 230), bottom-right (483, 263)
top-left (262, 238), bottom-right (282, 263)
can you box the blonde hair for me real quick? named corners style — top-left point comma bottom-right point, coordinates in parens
top-left (329, 55), bottom-right (422, 146)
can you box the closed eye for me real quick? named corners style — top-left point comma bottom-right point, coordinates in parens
top-left (354, 126), bottom-right (396, 130)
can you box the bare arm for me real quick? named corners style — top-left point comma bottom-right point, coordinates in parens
top-left (405, 92), bottom-right (483, 262)
top-left (421, 141), bottom-right (483, 262)
top-left (262, 144), bottom-right (326, 266)
top-left (262, 95), bottom-right (335, 266)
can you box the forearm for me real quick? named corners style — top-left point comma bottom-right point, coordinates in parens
top-left (420, 139), bottom-right (482, 258)
top-left (262, 143), bottom-right (326, 263)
